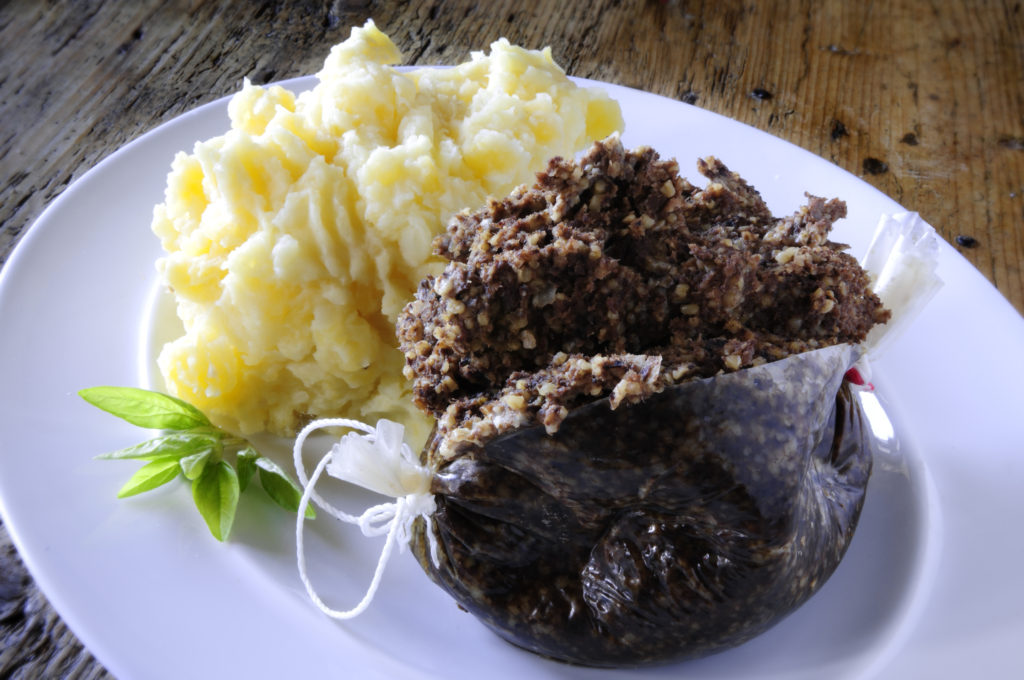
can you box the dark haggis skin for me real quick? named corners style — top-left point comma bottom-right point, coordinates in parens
top-left (412, 345), bottom-right (874, 667)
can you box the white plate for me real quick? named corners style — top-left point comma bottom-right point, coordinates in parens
top-left (1, 75), bottom-right (1022, 680)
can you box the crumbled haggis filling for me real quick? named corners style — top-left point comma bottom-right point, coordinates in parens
top-left (397, 135), bottom-right (889, 451)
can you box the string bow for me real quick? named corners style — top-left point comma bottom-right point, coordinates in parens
top-left (293, 417), bottom-right (439, 619)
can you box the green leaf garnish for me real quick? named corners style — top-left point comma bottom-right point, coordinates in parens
top-left (179, 449), bottom-right (214, 480)
top-left (256, 456), bottom-right (316, 519)
top-left (192, 461), bottom-right (240, 541)
top-left (79, 386), bottom-right (211, 430)
top-left (95, 432), bottom-right (222, 461)
top-left (82, 386), bottom-right (318, 541)
top-left (236, 447), bottom-right (259, 492)
top-left (117, 458), bottom-right (182, 498)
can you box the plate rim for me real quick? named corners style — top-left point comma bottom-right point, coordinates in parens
top-left (1, 70), bottom-right (1022, 680)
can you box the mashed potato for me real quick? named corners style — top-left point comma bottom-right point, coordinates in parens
top-left (151, 21), bottom-right (623, 445)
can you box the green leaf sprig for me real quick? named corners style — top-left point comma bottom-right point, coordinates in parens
top-left (79, 386), bottom-right (314, 541)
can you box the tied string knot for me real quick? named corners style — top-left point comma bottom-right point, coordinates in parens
top-left (293, 417), bottom-right (440, 620)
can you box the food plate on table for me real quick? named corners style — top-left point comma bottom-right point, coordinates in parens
top-left (1, 72), bottom-right (1022, 680)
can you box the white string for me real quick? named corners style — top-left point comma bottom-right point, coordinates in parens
top-left (293, 418), bottom-right (375, 523)
top-left (293, 417), bottom-right (440, 620)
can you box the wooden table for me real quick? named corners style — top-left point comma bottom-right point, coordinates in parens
top-left (1, 1), bottom-right (1021, 676)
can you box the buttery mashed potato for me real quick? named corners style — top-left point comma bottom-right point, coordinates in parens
top-left (151, 21), bottom-right (623, 445)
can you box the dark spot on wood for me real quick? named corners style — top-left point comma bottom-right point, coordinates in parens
top-left (750, 88), bottom-right (773, 100)
top-left (253, 1), bottom-right (282, 20)
top-left (945, 37), bottom-right (962, 49)
top-left (928, 93), bottom-right (940, 101)
top-left (10, 190), bottom-right (32, 214)
top-left (862, 157), bottom-right (888, 175)
top-left (998, 136), bottom-right (1024, 150)
top-left (823, 44), bottom-right (861, 56)
top-left (507, 12), bottom-right (515, 22)
top-left (830, 119), bottom-right (848, 141)
top-left (955, 234), bottom-right (979, 248)
top-left (900, 132), bottom-right (919, 145)
top-left (680, 90), bottom-right (698, 105)
top-left (254, 68), bottom-right (277, 84)
top-left (323, 8), bottom-right (341, 30)
top-left (116, 25), bottom-right (145, 55)
top-left (7, 170), bottom-right (29, 187)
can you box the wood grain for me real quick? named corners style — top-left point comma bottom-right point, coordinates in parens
top-left (2, 1), bottom-right (1022, 309)
top-left (1, 0), bottom-right (1022, 676)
